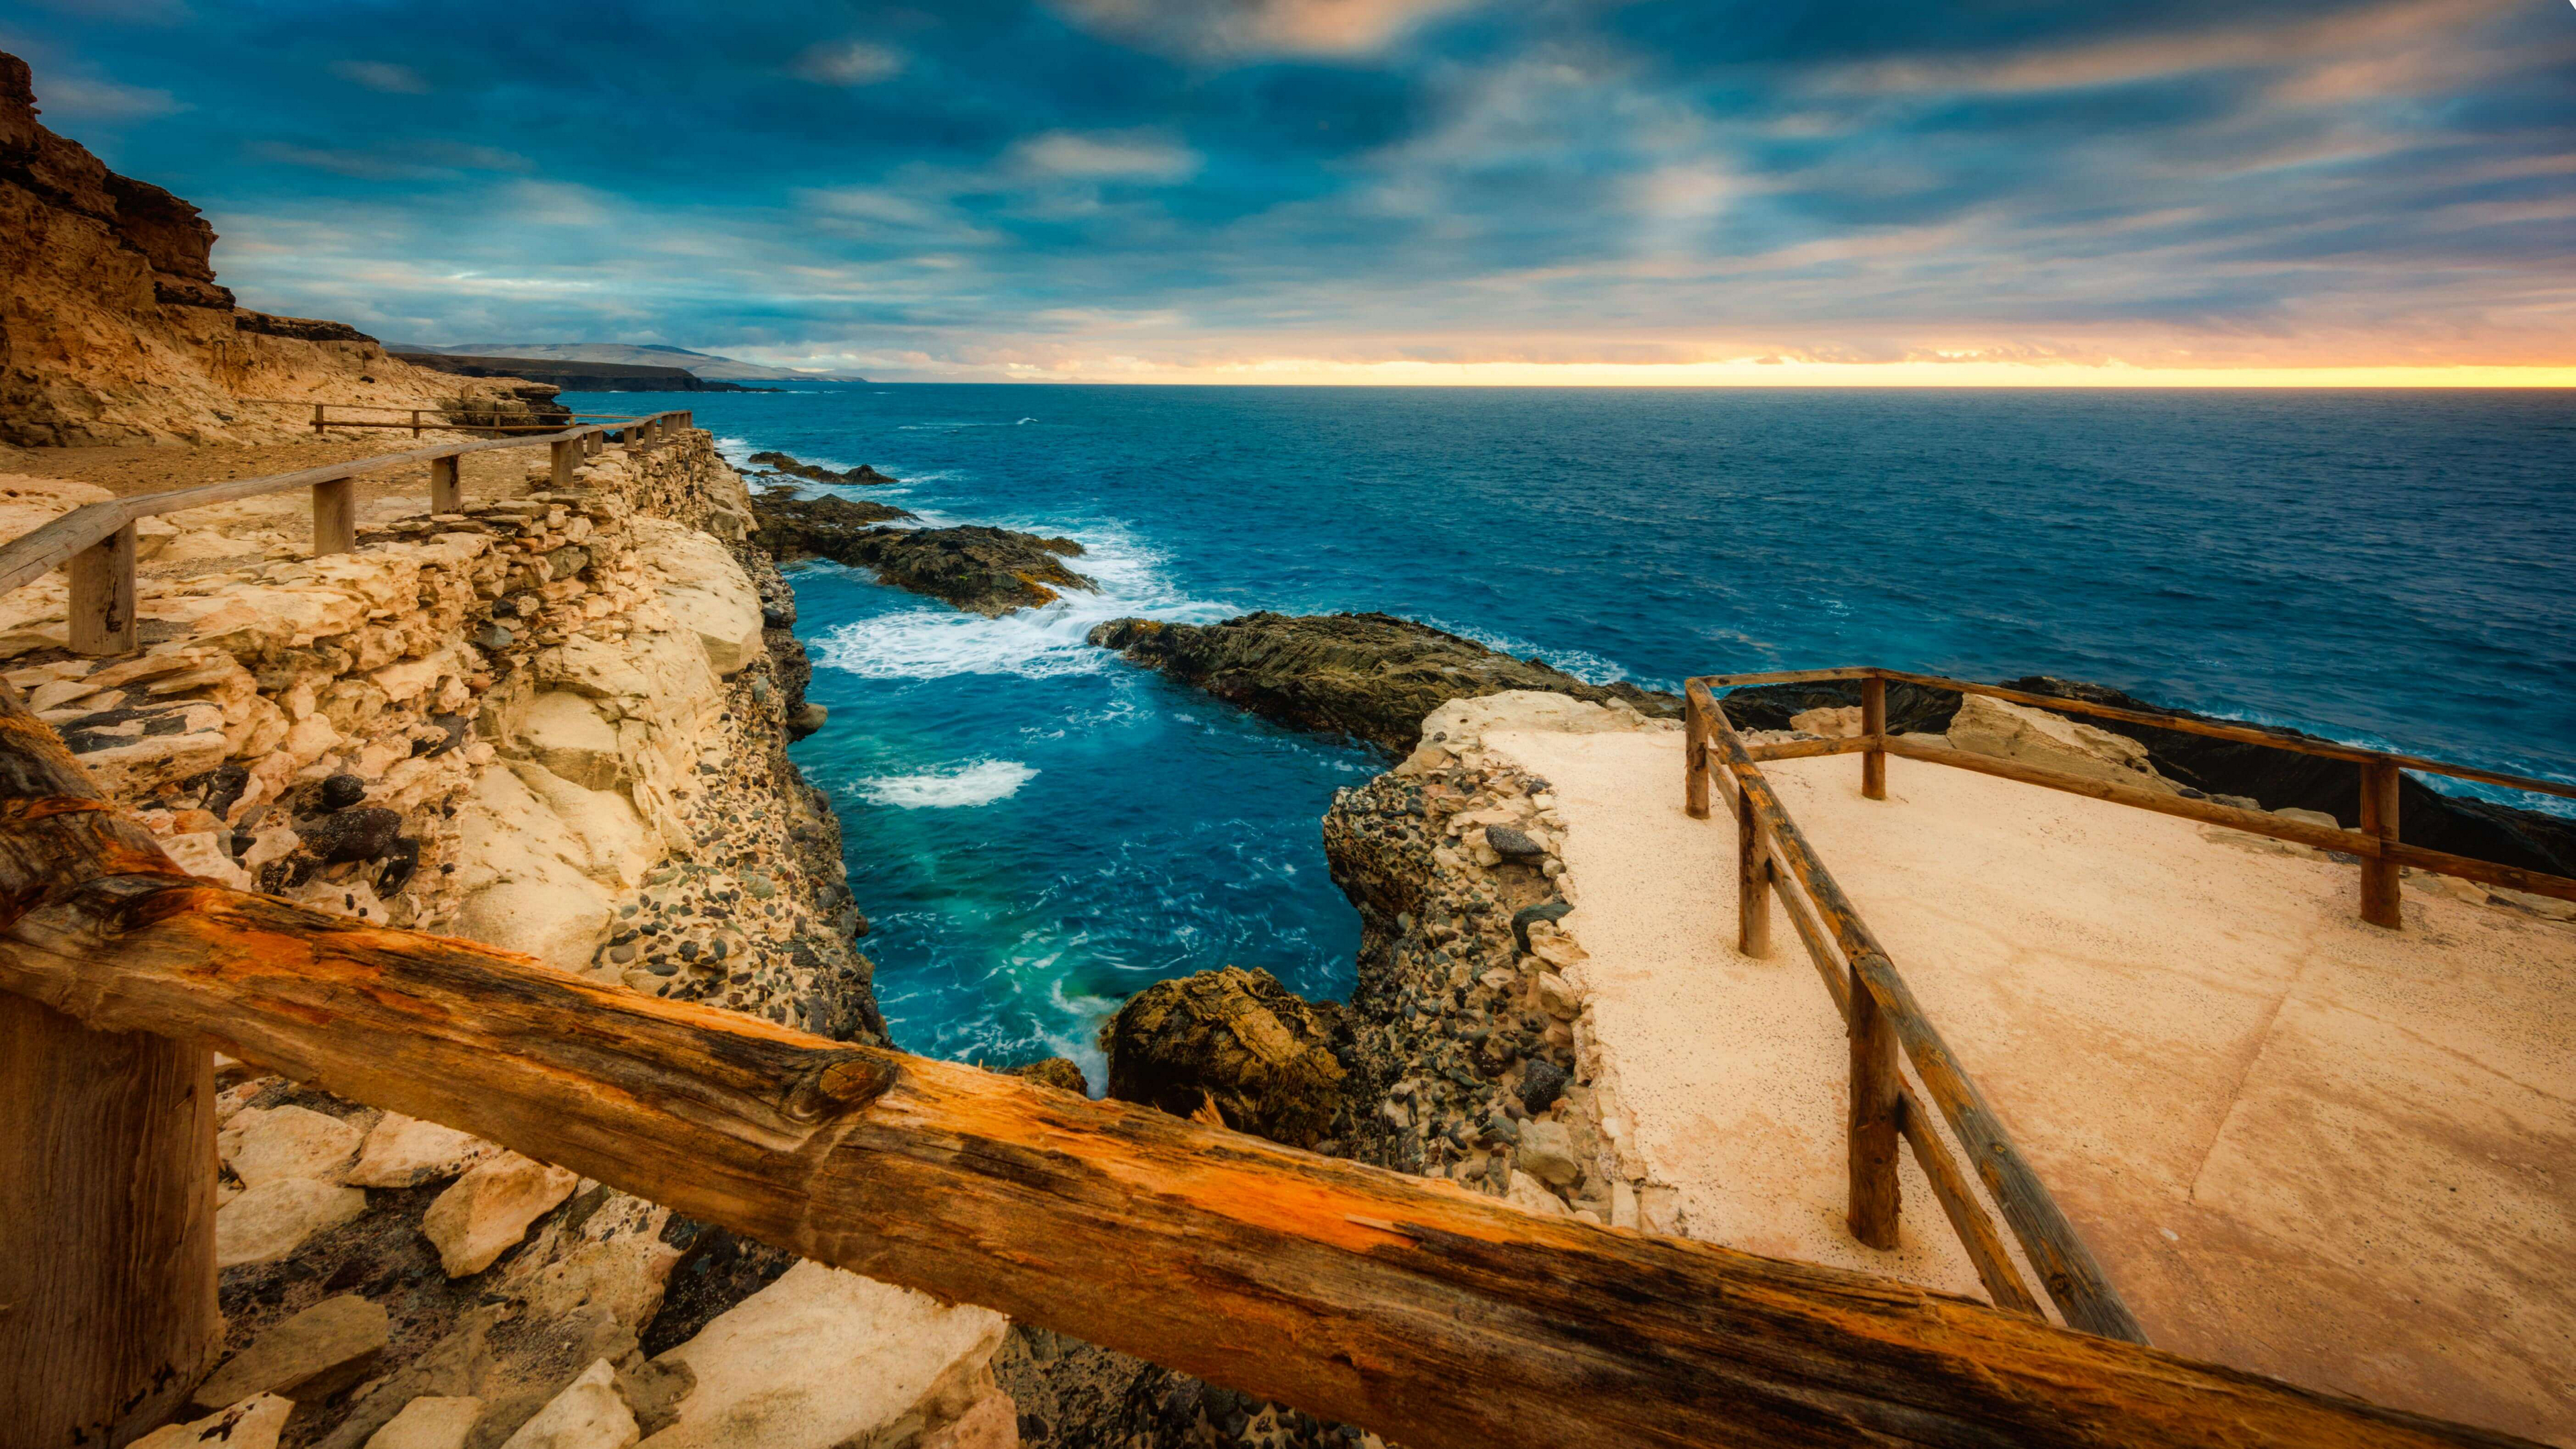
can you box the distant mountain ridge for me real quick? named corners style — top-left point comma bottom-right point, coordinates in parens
top-left (388, 341), bottom-right (867, 384)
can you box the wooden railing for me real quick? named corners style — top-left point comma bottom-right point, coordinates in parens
top-left (232, 400), bottom-right (697, 437)
top-left (0, 678), bottom-right (2539, 1449)
top-left (1680, 666), bottom-right (2576, 1348)
top-left (0, 409), bottom-right (694, 657)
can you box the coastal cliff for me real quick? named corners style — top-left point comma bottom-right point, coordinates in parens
top-left (0, 52), bottom-right (559, 446)
top-left (0, 430), bottom-right (1030, 1448)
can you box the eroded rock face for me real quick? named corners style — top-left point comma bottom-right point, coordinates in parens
top-left (1087, 612), bottom-right (1679, 755)
top-left (0, 51), bottom-right (560, 445)
top-left (1102, 965), bottom-right (1348, 1149)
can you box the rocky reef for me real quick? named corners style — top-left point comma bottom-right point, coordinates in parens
top-left (745, 450), bottom-right (898, 485)
top-left (1086, 611), bottom-right (1679, 755)
top-left (746, 485), bottom-right (1094, 616)
top-left (0, 52), bottom-right (559, 446)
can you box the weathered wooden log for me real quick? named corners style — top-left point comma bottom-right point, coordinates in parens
top-left (0, 879), bottom-right (2539, 1449)
top-left (0, 692), bottom-right (219, 1445)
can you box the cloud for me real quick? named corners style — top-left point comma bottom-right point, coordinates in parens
top-left (252, 140), bottom-right (531, 180)
top-left (1009, 130), bottom-right (1199, 182)
top-left (1050, 0), bottom-right (1469, 58)
top-left (790, 40), bottom-right (902, 86)
top-left (329, 60), bottom-right (429, 93)
top-left (32, 73), bottom-right (182, 121)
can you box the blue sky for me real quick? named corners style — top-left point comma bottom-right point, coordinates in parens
top-left (10, 0), bottom-right (2575, 382)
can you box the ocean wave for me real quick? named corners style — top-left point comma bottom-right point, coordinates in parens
top-left (812, 519), bottom-right (1232, 681)
top-left (857, 759), bottom-right (1037, 808)
top-left (1423, 616), bottom-right (1636, 686)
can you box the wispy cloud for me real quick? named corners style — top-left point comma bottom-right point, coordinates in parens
top-left (329, 60), bottom-right (429, 94)
top-left (33, 72), bottom-right (182, 121)
top-left (790, 40), bottom-right (902, 86)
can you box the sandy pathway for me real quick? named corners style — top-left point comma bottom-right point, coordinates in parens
top-left (1488, 725), bottom-right (2576, 1444)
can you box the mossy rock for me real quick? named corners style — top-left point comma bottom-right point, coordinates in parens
top-left (1102, 967), bottom-right (1345, 1148)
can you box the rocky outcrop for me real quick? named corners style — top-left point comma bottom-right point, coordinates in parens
top-left (744, 451), bottom-right (898, 485)
top-left (1100, 967), bottom-right (1348, 1150)
top-left (1943, 692), bottom-right (2179, 794)
top-left (1087, 612), bottom-right (1679, 755)
top-left (748, 488), bottom-right (914, 560)
top-left (0, 51), bottom-right (559, 445)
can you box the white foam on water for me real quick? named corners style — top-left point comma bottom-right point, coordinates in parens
top-left (857, 759), bottom-right (1037, 808)
top-left (1424, 616), bottom-right (1638, 687)
top-left (813, 518), bottom-right (1234, 682)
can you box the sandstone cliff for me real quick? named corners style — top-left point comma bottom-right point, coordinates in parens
top-left (0, 52), bottom-right (559, 446)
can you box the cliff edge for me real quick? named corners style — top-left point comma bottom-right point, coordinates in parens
top-left (0, 51), bottom-right (557, 446)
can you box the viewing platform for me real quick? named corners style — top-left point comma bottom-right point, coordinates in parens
top-left (1488, 722), bottom-right (2576, 1444)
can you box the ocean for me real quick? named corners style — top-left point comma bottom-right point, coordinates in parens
top-left (560, 386), bottom-right (2576, 1081)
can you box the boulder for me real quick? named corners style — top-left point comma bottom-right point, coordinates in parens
top-left (1088, 613), bottom-right (1678, 755)
top-left (1517, 1118), bottom-right (1581, 1187)
top-left (1503, 1170), bottom-right (1568, 1217)
top-left (1102, 966), bottom-right (1346, 1149)
top-left (216, 1177), bottom-right (369, 1267)
top-left (347, 1112), bottom-right (493, 1188)
top-left (1945, 693), bottom-right (2178, 794)
top-left (637, 1260), bottom-right (1008, 1449)
top-left (364, 1396), bottom-right (484, 1449)
top-left (421, 1151), bottom-right (581, 1277)
top-left (1004, 1057), bottom-right (1090, 1095)
top-left (222, 1103), bottom-right (362, 1186)
top-left (133, 1394), bottom-right (294, 1449)
top-left (193, 1293), bottom-right (390, 1409)
top-left (1787, 705), bottom-right (1864, 738)
top-left (500, 1360), bottom-right (636, 1449)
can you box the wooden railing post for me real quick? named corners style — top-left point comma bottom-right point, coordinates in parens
top-left (549, 438), bottom-right (580, 490)
top-left (1685, 684), bottom-right (1711, 820)
top-left (429, 455), bottom-right (462, 514)
top-left (311, 402), bottom-right (326, 434)
top-left (1737, 786), bottom-right (1772, 958)
top-left (313, 475), bottom-right (357, 555)
top-left (409, 408), bottom-right (423, 438)
top-left (2359, 761), bottom-right (2402, 928)
top-left (1, 998), bottom-right (221, 1446)
top-left (68, 521), bottom-right (138, 657)
top-left (1847, 965), bottom-right (1902, 1249)
top-left (1861, 676), bottom-right (1888, 800)
top-left (583, 428), bottom-right (602, 458)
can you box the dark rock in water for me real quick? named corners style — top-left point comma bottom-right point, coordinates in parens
top-left (840, 525), bottom-right (1093, 616)
top-left (847, 464), bottom-right (897, 484)
top-left (1519, 1059), bottom-right (1570, 1114)
top-left (1485, 824), bottom-right (1546, 861)
top-left (317, 773), bottom-right (366, 811)
top-left (1085, 611), bottom-right (1680, 755)
top-left (1719, 679), bottom-right (1964, 737)
top-left (745, 452), bottom-right (900, 486)
top-left (1004, 1057), bottom-right (1091, 1095)
top-left (1102, 965), bottom-right (1346, 1148)
top-left (752, 488), bottom-right (1088, 614)
top-left (748, 487), bottom-right (914, 560)
top-left (1999, 676), bottom-right (2576, 879)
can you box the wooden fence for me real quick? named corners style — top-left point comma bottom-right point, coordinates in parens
top-left (0, 434), bottom-right (2551, 1447)
top-left (1680, 667), bottom-right (2576, 1354)
top-left (0, 409), bottom-right (694, 657)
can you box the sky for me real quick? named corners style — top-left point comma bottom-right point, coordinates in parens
top-left (9, 0), bottom-right (2576, 384)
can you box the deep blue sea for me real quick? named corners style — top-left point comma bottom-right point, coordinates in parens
top-left (562, 387), bottom-right (2576, 1079)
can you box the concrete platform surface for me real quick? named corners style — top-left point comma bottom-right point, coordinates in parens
top-left (1489, 727), bottom-right (2576, 1446)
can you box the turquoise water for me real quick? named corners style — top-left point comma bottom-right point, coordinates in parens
top-left (564, 387), bottom-right (2576, 1074)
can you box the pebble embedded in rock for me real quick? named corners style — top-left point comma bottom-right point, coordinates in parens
top-left (319, 773), bottom-right (367, 810)
top-left (1519, 1059), bottom-right (1570, 1115)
